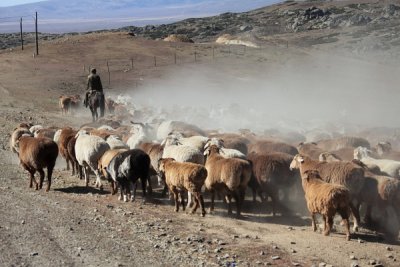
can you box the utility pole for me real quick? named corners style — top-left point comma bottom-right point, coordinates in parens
top-left (35, 11), bottom-right (39, 56)
top-left (20, 17), bottom-right (24, 50)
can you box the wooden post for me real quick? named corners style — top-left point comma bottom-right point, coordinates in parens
top-left (154, 56), bottom-right (157, 67)
top-left (286, 40), bottom-right (289, 49)
top-left (194, 51), bottom-right (197, 62)
top-left (20, 17), bottom-right (24, 50)
top-left (228, 45), bottom-right (231, 55)
top-left (131, 58), bottom-right (133, 69)
top-left (83, 65), bottom-right (85, 73)
top-left (174, 45), bottom-right (177, 64)
top-left (212, 45), bottom-right (215, 59)
top-left (35, 12), bottom-right (38, 56)
top-left (107, 61), bottom-right (110, 86)
top-left (243, 45), bottom-right (246, 55)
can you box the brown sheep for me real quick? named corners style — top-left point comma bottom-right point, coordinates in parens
top-left (290, 154), bottom-right (365, 232)
top-left (158, 158), bottom-right (207, 216)
top-left (10, 127), bottom-right (33, 155)
top-left (66, 135), bottom-right (81, 178)
top-left (300, 170), bottom-right (351, 240)
top-left (89, 128), bottom-right (115, 140)
top-left (376, 141), bottom-right (400, 161)
top-left (247, 152), bottom-right (298, 216)
top-left (58, 127), bottom-right (77, 172)
top-left (59, 95), bottom-right (72, 114)
top-left (317, 136), bottom-right (370, 151)
top-left (248, 140), bottom-right (298, 156)
top-left (204, 145), bottom-right (252, 217)
top-left (105, 97), bottom-right (116, 114)
top-left (98, 148), bottom-right (128, 194)
top-left (297, 142), bottom-right (324, 160)
top-left (16, 136), bottom-right (58, 191)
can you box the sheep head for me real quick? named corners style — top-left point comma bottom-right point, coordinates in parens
top-left (376, 141), bottom-right (392, 156)
top-left (353, 146), bottom-right (370, 160)
top-left (204, 145), bottom-right (220, 157)
top-left (289, 154), bottom-right (305, 170)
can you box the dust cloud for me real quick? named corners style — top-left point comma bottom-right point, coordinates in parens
top-left (117, 49), bottom-right (400, 139)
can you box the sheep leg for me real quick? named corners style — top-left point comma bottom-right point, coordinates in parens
top-left (232, 191), bottom-right (241, 218)
top-left (130, 181), bottom-right (137, 202)
top-left (349, 202), bottom-right (360, 232)
top-left (172, 188), bottom-right (179, 212)
top-left (270, 193), bottom-right (278, 217)
top-left (146, 178), bottom-right (152, 196)
top-left (186, 192), bottom-right (193, 210)
top-left (180, 191), bottom-right (186, 211)
top-left (28, 169), bottom-right (38, 190)
top-left (46, 165), bottom-right (53, 192)
top-left (311, 213), bottom-right (317, 232)
top-left (118, 182), bottom-right (124, 201)
top-left (338, 209), bottom-right (351, 241)
top-left (83, 166), bottom-right (90, 187)
top-left (324, 216), bottom-right (333, 236)
top-left (209, 190), bottom-right (215, 213)
top-left (65, 158), bottom-right (70, 171)
top-left (190, 192), bottom-right (200, 214)
top-left (38, 169), bottom-right (45, 190)
top-left (226, 194), bottom-right (233, 215)
top-left (161, 184), bottom-right (168, 197)
top-left (93, 170), bottom-right (103, 190)
top-left (198, 194), bottom-right (206, 217)
top-left (78, 165), bottom-right (83, 180)
top-left (364, 205), bottom-right (373, 226)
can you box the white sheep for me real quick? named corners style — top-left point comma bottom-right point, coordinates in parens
top-left (97, 125), bottom-right (115, 131)
top-left (126, 122), bottom-right (156, 149)
top-left (204, 138), bottom-right (246, 159)
top-left (106, 135), bottom-right (129, 149)
top-left (75, 130), bottom-right (110, 189)
top-left (29, 125), bottom-right (44, 134)
top-left (168, 132), bottom-right (209, 152)
top-left (354, 146), bottom-right (400, 178)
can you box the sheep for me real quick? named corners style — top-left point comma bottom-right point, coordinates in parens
top-left (126, 122), bottom-right (156, 149)
top-left (247, 152), bottom-right (298, 216)
top-left (29, 125), bottom-right (44, 134)
top-left (89, 128), bottom-right (115, 140)
top-left (317, 136), bottom-right (370, 151)
top-left (58, 127), bottom-right (78, 172)
top-left (59, 95), bottom-right (72, 114)
top-left (16, 136), bottom-right (58, 192)
top-left (297, 142), bottom-right (324, 160)
top-left (66, 135), bottom-right (82, 178)
top-left (158, 158), bottom-right (207, 216)
top-left (204, 138), bottom-right (246, 159)
top-left (204, 145), bottom-right (252, 217)
top-left (300, 170), bottom-right (351, 240)
top-left (105, 97), bottom-right (116, 114)
top-left (105, 149), bottom-right (150, 202)
top-left (319, 152), bottom-right (342, 162)
top-left (138, 142), bottom-right (164, 189)
top-left (248, 140), bottom-right (298, 156)
top-left (34, 128), bottom-right (57, 140)
top-left (10, 127), bottom-right (33, 155)
top-left (207, 133), bottom-right (250, 154)
top-left (354, 146), bottom-right (400, 178)
top-left (98, 148), bottom-right (128, 195)
top-left (157, 120), bottom-right (206, 140)
top-left (53, 129), bottom-right (62, 144)
top-left (376, 141), bottom-right (400, 161)
top-left (106, 135), bottom-right (129, 149)
top-left (290, 154), bottom-right (365, 232)
top-left (168, 132), bottom-right (209, 152)
top-left (75, 130), bottom-right (110, 189)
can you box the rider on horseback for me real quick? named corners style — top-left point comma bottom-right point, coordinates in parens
top-left (84, 68), bottom-right (105, 117)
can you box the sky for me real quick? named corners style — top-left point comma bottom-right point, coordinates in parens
top-left (0, 0), bottom-right (42, 7)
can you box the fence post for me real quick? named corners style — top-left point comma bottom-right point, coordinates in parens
top-left (194, 51), bottom-right (197, 62)
top-left (107, 61), bottom-right (110, 86)
top-left (131, 58), bottom-right (134, 69)
top-left (35, 12), bottom-right (39, 55)
top-left (20, 17), bottom-right (24, 50)
top-left (154, 56), bottom-right (157, 67)
top-left (212, 45), bottom-right (215, 59)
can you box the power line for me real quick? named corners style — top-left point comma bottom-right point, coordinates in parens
top-left (0, 15), bottom-right (32, 20)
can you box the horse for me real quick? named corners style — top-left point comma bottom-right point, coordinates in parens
top-left (87, 90), bottom-right (105, 122)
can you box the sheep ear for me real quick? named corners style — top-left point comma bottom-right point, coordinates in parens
top-left (297, 156), bottom-right (304, 163)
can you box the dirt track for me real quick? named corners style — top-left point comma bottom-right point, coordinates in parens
top-left (0, 32), bottom-right (399, 267)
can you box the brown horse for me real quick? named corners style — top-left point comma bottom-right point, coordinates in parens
top-left (87, 91), bottom-right (104, 122)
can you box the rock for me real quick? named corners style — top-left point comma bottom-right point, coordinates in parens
top-left (319, 263), bottom-right (326, 267)
top-left (21, 220), bottom-right (25, 225)
top-left (233, 235), bottom-right (239, 239)
top-left (357, 239), bottom-right (364, 243)
top-left (386, 254), bottom-right (394, 259)
top-left (271, 256), bottom-right (280, 260)
top-left (260, 251), bottom-right (265, 256)
top-left (368, 259), bottom-right (376, 265)
top-left (255, 261), bottom-right (262, 265)
top-left (386, 246), bottom-right (393, 251)
top-left (272, 245), bottom-right (278, 249)
top-left (290, 241), bottom-right (296, 244)
top-left (351, 262), bottom-right (359, 267)
top-left (165, 219), bottom-right (172, 223)
top-left (214, 248), bottom-right (222, 253)
top-left (350, 255), bottom-right (356, 260)
top-left (218, 241), bottom-right (226, 245)
top-left (30, 252), bottom-right (38, 256)
top-left (239, 25), bottom-right (252, 31)
top-left (292, 263), bottom-right (301, 267)
top-left (291, 249), bottom-right (297, 253)
top-left (153, 244), bottom-right (160, 249)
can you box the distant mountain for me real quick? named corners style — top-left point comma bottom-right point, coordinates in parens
top-left (0, 0), bottom-right (280, 33)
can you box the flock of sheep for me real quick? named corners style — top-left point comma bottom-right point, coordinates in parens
top-left (9, 115), bottom-right (400, 242)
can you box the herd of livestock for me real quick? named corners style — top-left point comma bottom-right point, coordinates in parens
top-left (9, 107), bottom-right (400, 242)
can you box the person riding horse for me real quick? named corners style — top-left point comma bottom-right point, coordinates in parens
top-left (84, 68), bottom-right (105, 117)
